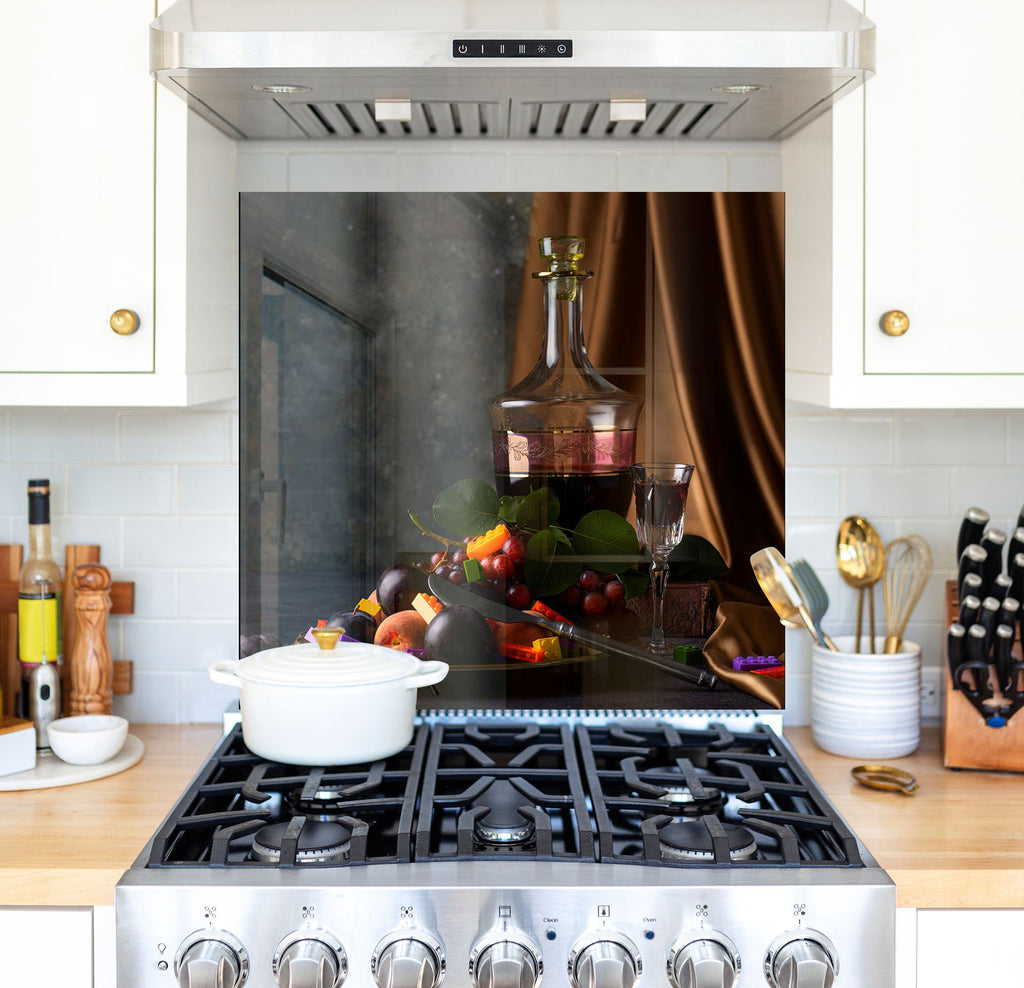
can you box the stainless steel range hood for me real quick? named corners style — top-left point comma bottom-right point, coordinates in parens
top-left (151, 0), bottom-right (874, 142)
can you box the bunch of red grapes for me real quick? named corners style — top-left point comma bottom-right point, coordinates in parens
top-left (417, 531), bottom-right (629, 621)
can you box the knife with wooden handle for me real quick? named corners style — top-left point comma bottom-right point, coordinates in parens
top-left (427, 573), bottom-right (718, 690)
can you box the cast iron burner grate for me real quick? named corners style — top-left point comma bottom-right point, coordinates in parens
top-left (145, 724), bottom-right (428, 867)
top-left (141, 720), bottom-right (863, 870)
top-left (575, 722), bottom-right (863, 867)
top-left (414, 722), bottom-right (595, 862)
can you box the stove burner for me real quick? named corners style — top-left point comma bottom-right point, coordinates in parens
top-left (471, 780), bottom-right (536, 845)
top-left (656, 785), bottom-right (728, 818)
top-left (658, 821), bottom-right (757, 863)
top-left (251, 820), bottom-right (352, 864)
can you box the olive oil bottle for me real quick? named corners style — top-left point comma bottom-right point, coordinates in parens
top-left (18, 479), bottom-right (62, 718)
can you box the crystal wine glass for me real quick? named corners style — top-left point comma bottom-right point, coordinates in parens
top-left (630, 462), bottom-right (695, 653)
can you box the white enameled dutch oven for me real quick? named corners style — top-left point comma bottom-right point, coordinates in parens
top-left (208, 638), bottom-right (448, 765)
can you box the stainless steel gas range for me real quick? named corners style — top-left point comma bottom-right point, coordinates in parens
top-left (116, 713), bottom-right (894, 988)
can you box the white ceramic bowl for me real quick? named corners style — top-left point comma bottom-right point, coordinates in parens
top-left (47, 715), bottom-right (129, 765)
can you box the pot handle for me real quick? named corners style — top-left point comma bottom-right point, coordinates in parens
top-left (404, 660), bottom-right (449, 691)
top-left (209, 660), bottom-right (243, 689)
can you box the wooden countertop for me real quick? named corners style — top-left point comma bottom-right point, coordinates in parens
top-left (1, 725), bottom-right (1020, 909)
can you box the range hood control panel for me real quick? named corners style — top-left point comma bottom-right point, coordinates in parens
top-left (452, 40), bottom-right (573, 58)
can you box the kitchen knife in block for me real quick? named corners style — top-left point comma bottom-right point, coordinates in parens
top-left (958, 545), bottom-right (988, 600)
top-left (980, 529), bottom-right (1007, 591)
top-left (69, 564), bottom-right (113, 715)
top-left (946, 623), bottom-right (966, 691)
top-left (943, 578), bottom-right (1024, 772)
top-left (427, 573), bottom-right (718, 689)
top-left (957, 507), bottom-right (990, 562)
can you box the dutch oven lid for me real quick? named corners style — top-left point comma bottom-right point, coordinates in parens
top-left (236, 640), bottom-right (424, 687)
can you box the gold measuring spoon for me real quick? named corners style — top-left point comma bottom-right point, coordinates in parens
top-left (851, 765), bottom-right (919, 795)
top-left (836, 516), bottom-right (886, 653)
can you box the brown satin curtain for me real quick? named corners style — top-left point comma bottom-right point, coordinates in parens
top-left (509, 192), bottom-right (784, 603)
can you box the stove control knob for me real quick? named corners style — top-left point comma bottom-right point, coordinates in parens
top-left (668, 931), bottom-right (740, 988)
top-left (764, 931), bottom-right (838, 988)
top-left (273, 931), bottom-right (347, 988)
top-left (568, 933), bottom-right (641, 988)
top-left (174, 930), bottom-right (249, 988)
top-left (372, 931), bottom-right (445, 988)
top-left (470, 934), bottom-right (543, 988)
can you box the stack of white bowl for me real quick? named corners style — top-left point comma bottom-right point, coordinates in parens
top-left (810, 635), bottom-right (921, 759)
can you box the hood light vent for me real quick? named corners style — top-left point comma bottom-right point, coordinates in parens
top-left (280, 98), bottom-right (736, 140)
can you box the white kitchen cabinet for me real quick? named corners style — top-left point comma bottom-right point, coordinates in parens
top-left (783, 0), bottom-right (1024, 408)
top-left (916, 910), bottom-right (1021, 985)
top-left (0, 1), bottom-right (236, 407)
top-left (0, 907), bottom-right (94, 987)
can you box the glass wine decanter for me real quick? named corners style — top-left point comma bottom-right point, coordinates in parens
top-left (486, 236), bottom-right (644, 529)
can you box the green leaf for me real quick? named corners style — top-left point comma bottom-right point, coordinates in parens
top-left (668, 535), bottom-right (729, 581)
top-left (432, 479), bottom-right (500, 537)
top-left (496, 488), bottom-right (560, 531)
top-left (570, 510), bottom-right (641, 574)
top-left (523, 529), bottom-right (581, 597)
top-left (619, 567), bottom-right (650, 600)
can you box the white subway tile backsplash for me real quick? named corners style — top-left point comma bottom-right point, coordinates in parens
top-left (786, 415), bottom-right (892, 466)
top-left (124, 518), bottom-right (235, 567)
top-left (1008, 416), bottom-right (1024, 465)
top-left (122, 618), bottom-right (236, 672)
top-left (289, 152), bottom-right (398, 191)
top-left (507, 152), bottom-right (617, 191)
top-left (728, 153), bottom-right (782, 191)
top-left (783, 521), bottom-right (841, 569)
top-left (180, 465), bottom-right (239, 515)
top-left (843, 468), bottom-right (951, 518)
top-left (618, 153), bottom-right (727, 191)
top-left (178, 569), bottom-right (239, 619)
top-left (397, 153), bottom-right (508, 191)
top-left (121, 412), bottom-right (230, 463)
top-left (113, 670), bottom-right (181, 724)
top-left (180, 671), bottom-right (239, 724)
top-left (116, 568), bottom-right (180, 619)
top-left (898, 413), bottom-right (1006, 465)
top-left (46, 516), bottom-right (123, 567)
top-left (10, 412), bottom-right (117, 463)
top-left (0, 464), bottom-right (67, 514)
top-left (236, 151), bottom-right (289, 191)
top-left (784, 468), bottom-right (840, 517)
top-left (69, 465), bottom-right (176, 516)
top-left (950, 467), bottom-right (1024, 522)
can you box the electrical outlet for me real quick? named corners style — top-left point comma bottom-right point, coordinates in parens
top-left (920, 667), bottom-right (942, 720)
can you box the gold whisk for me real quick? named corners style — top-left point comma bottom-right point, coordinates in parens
top-left (882, 535), bottom-right (933, 653)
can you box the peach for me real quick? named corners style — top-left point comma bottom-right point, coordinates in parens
top-left (373, 610), bottom-right (428, 650)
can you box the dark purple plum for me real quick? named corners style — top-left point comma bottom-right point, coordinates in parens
top-left (239, 633), bottom-right (282, 658)
top-left (325, 610), bottom-right (377, 643)
top-left (423, 604), bottom-right (495, 665)
top-left (376, 563), bottom-right (429, 615)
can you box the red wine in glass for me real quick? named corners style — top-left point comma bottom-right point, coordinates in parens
top-left (630, 463), bottom-right (695, 652)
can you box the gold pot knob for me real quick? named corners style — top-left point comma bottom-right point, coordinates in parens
top-left (109, 309), bottom-right (140, 336)
top-left (880, 310), bottom-right (910, 337)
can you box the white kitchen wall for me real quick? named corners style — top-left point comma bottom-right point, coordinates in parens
top-left (14, 144), bottom-right (1018, 727)
top-left (783, 403), bottom-right (1024, 726)
top-left (0, 407), bottom-right (240, 724)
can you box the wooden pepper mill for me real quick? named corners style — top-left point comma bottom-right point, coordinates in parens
top-left (69, 563), bottom-right (113, 715)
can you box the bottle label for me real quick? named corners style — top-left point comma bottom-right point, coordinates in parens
top-left (18, 594), bottom-right (62, 666)
top-left (492, 429), bottom-right (637, 474)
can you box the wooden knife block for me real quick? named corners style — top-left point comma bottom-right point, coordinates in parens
top-left (943, 580), bottom-right (1024, 772)
top-left (0, 544), bottom-right (134, 718)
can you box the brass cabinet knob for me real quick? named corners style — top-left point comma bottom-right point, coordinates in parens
top-left (880, 310), bottom-right (910, 337)
top-left (109, 309), bottom-right (140, 336)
